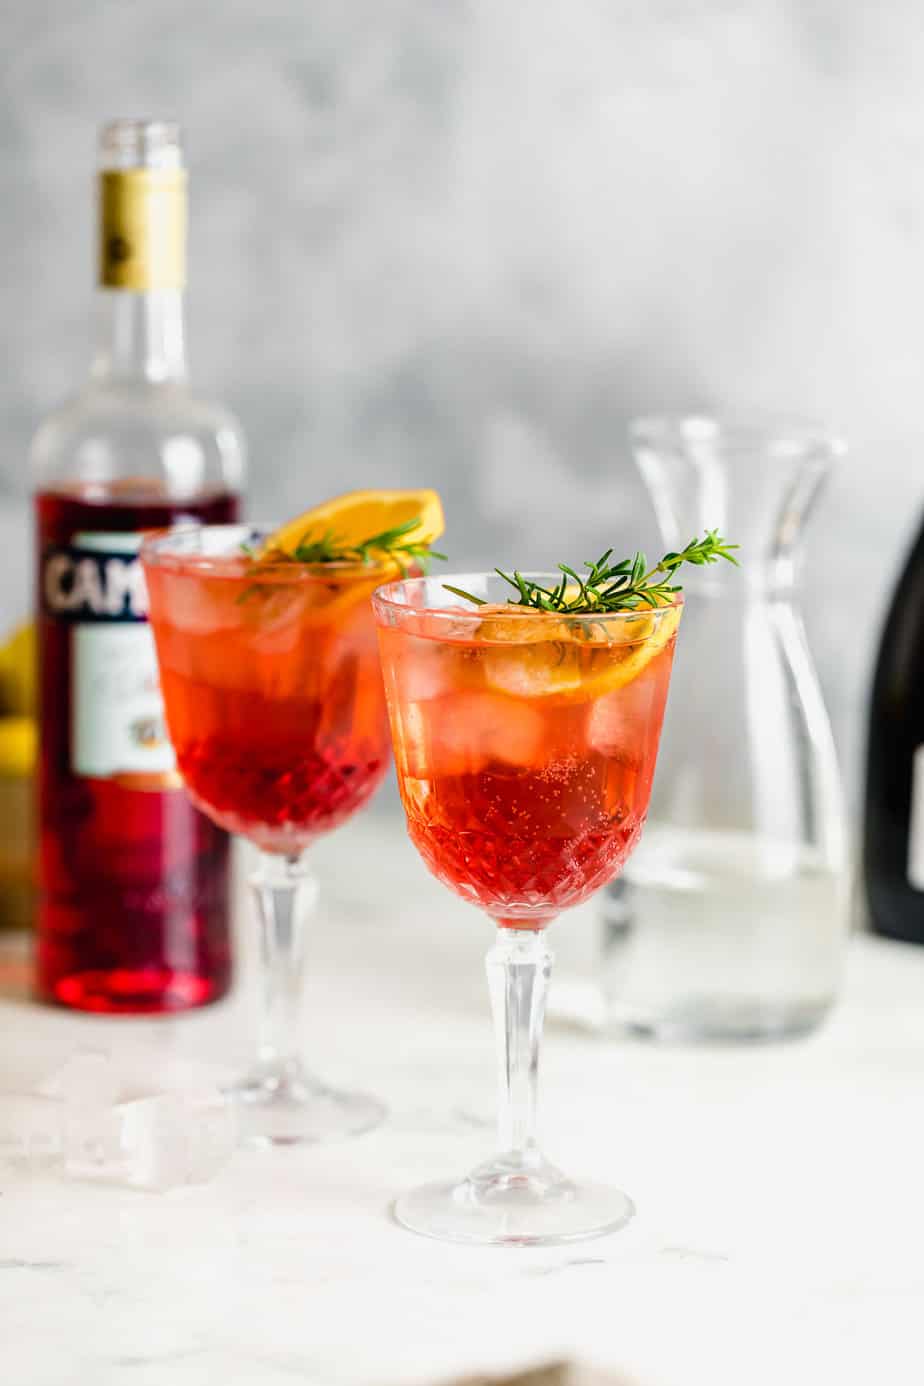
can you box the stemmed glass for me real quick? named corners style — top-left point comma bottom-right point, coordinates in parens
top-left (142, 524), bottom-right (390, 1145)
top-left (373, 574), bottom-right (681, 1243)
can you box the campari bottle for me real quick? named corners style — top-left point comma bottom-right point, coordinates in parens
top-left (31, 119), bottom-right (246, 1011)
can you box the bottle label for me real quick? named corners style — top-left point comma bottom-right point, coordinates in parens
top-left (908, 745), bottom-right (924, 890)
top-left (41, 533), bottom-right (176, 779)
top-left (98, 169), bottom-right (187, 291)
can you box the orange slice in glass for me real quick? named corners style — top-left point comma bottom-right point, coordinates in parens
top-left (263, 488), bottom-right (445, 560)
top-left (480, 604), bottom-right (681, 701)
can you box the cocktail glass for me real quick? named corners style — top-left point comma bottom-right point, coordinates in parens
top-left (142, 524), bottom-right (390, 1145)
top-left (373, 574), bottom-right (681, 1243)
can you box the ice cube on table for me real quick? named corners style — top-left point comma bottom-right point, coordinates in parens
top-left (120, 1093), bottom-right (236, 1191)
top-left (0, 1093), bottom-right (63, 1167)
top-left (12, 1052), bottom-right (239, 1191)
top-left (185, 1097), bottom-right (239, 1184)
top-left (39, 1049), bottom-right (121, 1109)
top-left (154, 1057), bottom-right (237, 1101)
top-left (119, 1095), bottom-right (189, 1191)
top-left (64, 1103), bottom-right (127, 1181)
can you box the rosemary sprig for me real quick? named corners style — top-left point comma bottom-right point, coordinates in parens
top-left (296, 518), bottom-right (446, 574)
top-left (237, 516), bottom-right (445, 604)
top-left (260, 517), bottom-right (445, 575)
top-left (445, 530), bottom-right (738, 614)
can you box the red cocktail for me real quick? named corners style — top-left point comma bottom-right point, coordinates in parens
top-left (378, 594), bottom-right (676, 928)
top-left (143, 545), bottom-right (390, 854)
top-left (142, 524), bottom-right (392, 1144)
top-left (374, 571), bottom-right (681, 1243)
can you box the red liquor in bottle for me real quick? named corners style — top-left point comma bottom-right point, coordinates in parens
top-left (31, 121), bottom-right (246, 1012)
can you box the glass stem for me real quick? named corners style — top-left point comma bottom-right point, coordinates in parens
top-left (250, 851), bottom-right (319, 1073)
top-left (486, 927), bottom-right (553, 1168)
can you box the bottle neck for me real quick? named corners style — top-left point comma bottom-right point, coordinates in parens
top-left (92, 288), bottom-right (188, 384)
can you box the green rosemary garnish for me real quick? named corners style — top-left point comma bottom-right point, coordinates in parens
top-left (237, 517), bottom-right (445, 604)
top-left (260, 517), bottom-right (445, 575)
top-left (444, 530), bottom-right (738, 614)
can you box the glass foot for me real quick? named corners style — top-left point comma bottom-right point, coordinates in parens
top-left (229, 1059), bottom-right (386, 1147)
top-left (394, 1153), bottom-right (635, 1246)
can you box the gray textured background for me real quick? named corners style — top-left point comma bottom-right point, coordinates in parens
top-left (3, 0), bottom-right (924, 813)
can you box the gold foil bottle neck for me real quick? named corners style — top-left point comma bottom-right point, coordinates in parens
top-left (98, 168), bottom-right (187, 291)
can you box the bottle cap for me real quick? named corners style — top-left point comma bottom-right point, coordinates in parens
top-left (97, 119), bottom-right (186, 290)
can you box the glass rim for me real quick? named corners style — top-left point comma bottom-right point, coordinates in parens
top-left (372, 572), bottom-right (684, 626)
top-left (630, 412), bottom-right (846, 457)
top-left (139, 523), bottom-right (397, 583)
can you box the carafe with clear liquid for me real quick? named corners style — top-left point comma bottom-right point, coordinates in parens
top-left (602, 417), bottom-right (849, 1041)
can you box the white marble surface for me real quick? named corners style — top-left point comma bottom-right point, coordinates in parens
top-left (2, 817), bottom-right (924, 1386)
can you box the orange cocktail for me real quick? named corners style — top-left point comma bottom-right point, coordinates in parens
top-left (373, 570), bottom-right (682, 1246)
top-left (143, 492), bottom-right (444, 1147)
top-left (141, 507), bottom-right (445, 1148)
top-left (144, 536), bottom-right (390, 854)
top-left (376, 584), bottom-right (679, 930)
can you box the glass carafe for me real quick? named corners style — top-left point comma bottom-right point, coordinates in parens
top-left (602, 417), bottom-right (849, 1041)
